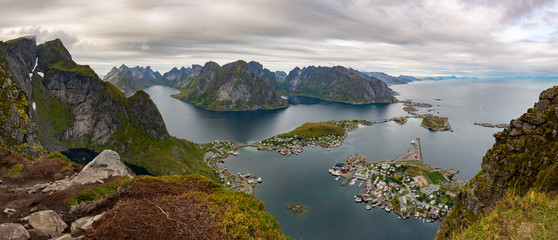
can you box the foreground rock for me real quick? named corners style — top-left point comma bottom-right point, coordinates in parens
top-left (0, 223), bottom-right (30, 240)
top-left (71, 150), bottom-right (132, 185)
top-left (26, 149), bottom-right (132, 194)
top-left (70, 213), bottom-right (103, 232)
top-left (29, 210), bottom-right (67, 236)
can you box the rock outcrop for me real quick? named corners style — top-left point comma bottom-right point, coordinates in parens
top-left (283, 66), bottom-right (397, 104)
top-left (29, 210), bottom-right (67, 236)
top-left (72, 150), bottom-right (132, 185)
top-left (437, 85), bottom-right (558, 238)
top-left (26, 149), bottom-right (131, 193)
top-left (0, 223), bottom-right (30, 240)
top-left (172, 60), bottom-right (289, 111)
top-left (70, 213), bottom-right (103, 233)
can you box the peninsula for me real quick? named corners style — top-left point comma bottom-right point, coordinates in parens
top-left (329, 138), bottom-right (464, 221)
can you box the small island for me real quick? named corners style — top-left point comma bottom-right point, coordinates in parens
top-left (329, 138), bottom-right (464, 222)
top-left (474, 122), bottom-right (510, 128)
top-left (286, 203), bottom-right (311, 215)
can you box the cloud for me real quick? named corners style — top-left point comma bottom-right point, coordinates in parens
top-left (0, 0), bottom-right (557, 77)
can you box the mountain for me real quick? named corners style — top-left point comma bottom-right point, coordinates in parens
top-left (247, 61), bottom-right (280, 89)
top-left (103, 65), bottom-right (162, 95)
top-left (161, 66), bottom-right (191, 83)
top-left (437, 86), bottom-right (558, 239)
top-left (171, 60), bottom-right (289, 111)
top-left (361, 71), bottom-right (420, 85)
top-left (0, 37), bottom-right (215, 177)
top-left (275, 71), bottom-right (287, 82)
top-left (283, 66), bottom-right (396, 104)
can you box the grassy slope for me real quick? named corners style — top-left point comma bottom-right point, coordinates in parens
top-left (453, 190), bottom-right (558, 240)
top-left (278, 121), bottom-right (345, 139)
top-left (72, 175), bottom-right (289, 239)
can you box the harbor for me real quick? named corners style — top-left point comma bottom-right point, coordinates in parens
top-left (329, 138), bottom-right (464, 222)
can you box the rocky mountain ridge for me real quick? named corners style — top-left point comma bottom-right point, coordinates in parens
top-left (283, 65), bottom-right (396, 104)
top-left (171, 60), bottom-right (289, 111)
top-left (104, 61), bottom-right (401, 109)
top-left (103, 65), bottom-right (163, 96)
top-left (1, 36), bottom-right (214, 177)
top-left (437, 85), bottom-right (558, 239)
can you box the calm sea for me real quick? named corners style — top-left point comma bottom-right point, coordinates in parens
top-left (144, 79), bottom-right (557, 239)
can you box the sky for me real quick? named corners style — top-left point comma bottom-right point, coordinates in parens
top-left (1, 0), bottom-right (558, 78)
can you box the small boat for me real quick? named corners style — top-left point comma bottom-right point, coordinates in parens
top-left (349, 178), bottom-right (357, 186)
top-left (365, 205), bottom-right (372, 210)
top-left (385, 205), bottom-right (392, 212)
top-left (358, 180), bottom-right (364, 187)
top-left (335, 176), bottom-right (340, 181)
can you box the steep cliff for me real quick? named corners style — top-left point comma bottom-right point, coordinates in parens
top-left (0, 36), bottom-right (43, 157)
top-left (283, 66), bottom-right (396, 104)
top-left (0, 37), bottom-right (215, 177)
top-left (437, 86), bottom-right (558, 239)
top-left (103, 65), bottom-right (162, 95)
top-left (172, 60), bottom-right (288, 111)
top-left (0, 65), bottom-right (42, 157)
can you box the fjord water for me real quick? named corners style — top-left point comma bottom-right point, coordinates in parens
top-left (144, 79), bottom-right (556, 239)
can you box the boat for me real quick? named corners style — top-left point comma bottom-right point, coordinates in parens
top-left (365, 205), bottom-right (372, 210)
top-left (349, 178), bottom-right (357, 186)
top-left (335, 176), bottom-right (340, 181)
top-left (385, 205), bottom-right (392, 212)
top-left (358, 180), bottom-right (364, 187)
top-left (354, 194), bottom-right (363, 203)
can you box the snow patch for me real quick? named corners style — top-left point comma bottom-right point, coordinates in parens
top-left (32, 57), bottom-right (38, 72)
top-left (38, 72), bottom-right (44, 77)
top-left (32, 102), bottom-right (36, 111)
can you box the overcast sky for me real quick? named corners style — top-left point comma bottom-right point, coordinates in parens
top-left (2, 0), bottom-right (558, 77)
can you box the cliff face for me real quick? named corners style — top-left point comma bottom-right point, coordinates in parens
top-left (283, 66), bottom-right (396, 104)
top-left (0, 36), bottom-right (215, 177)
top-left (437, 86), bottom-right (558, 239)
top-left (0, 65), bottom-right (42, 156)
top-left (36, 39), bottom-right (168, 147)
top-left (172, 60), bottom-right (288, 111)
top-left (103, 65), bottom-right (163, 95)
top-left (0, 37), bottom-right (43, 157)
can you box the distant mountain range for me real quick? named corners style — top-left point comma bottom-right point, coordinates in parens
top-left (360, 72), bottom-right (421, 85)
top-left (103, 61), bottom-right (402, 110)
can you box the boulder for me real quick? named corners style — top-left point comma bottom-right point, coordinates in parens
top-left (25, 150), bottom-right (132, 194)
top-left (29, 210), bottom-right (67, 235)
top-left (0, 223), bottom-right (30, 240)
top-left (28, 229), bottom-right (55, 240)
top-left (70, 213), bottom-right (103, 232)
top-left (3, 208), bottom-right (16, 216)
top-left (70, 150), bottom-right (132, 185)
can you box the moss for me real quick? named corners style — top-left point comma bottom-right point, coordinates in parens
top-left (69, 176), bottom-right (133, 205)
top-left (6, 164), bottom-right (24, 178)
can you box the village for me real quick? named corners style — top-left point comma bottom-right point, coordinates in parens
top-left (329, 138), bottom-right (463, 222)
top-left (255, 120), bottom-right (373, 155)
